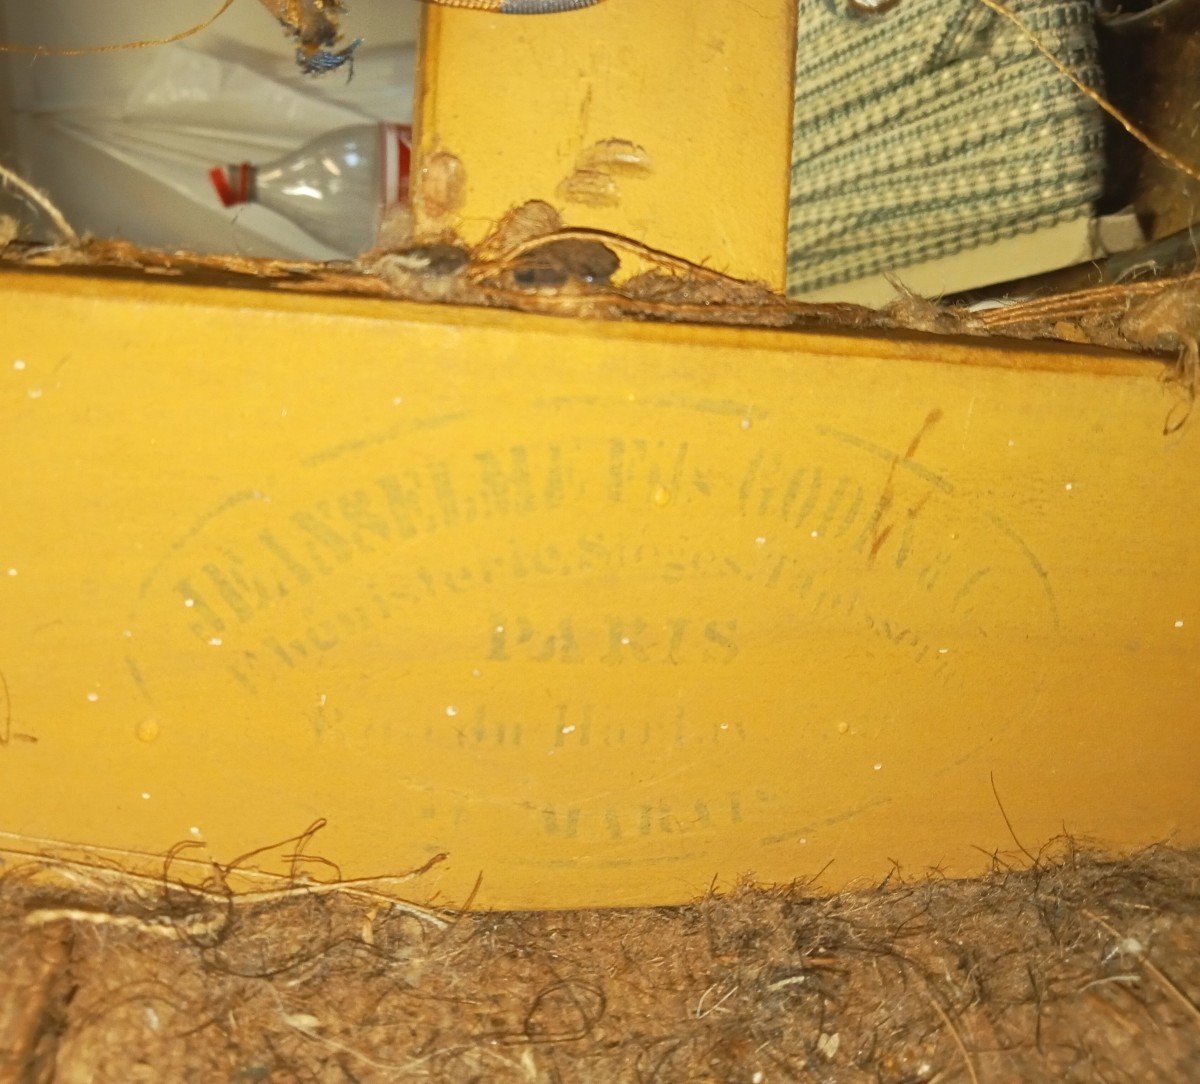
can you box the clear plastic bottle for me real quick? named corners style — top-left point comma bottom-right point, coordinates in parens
top-left (209, 123), bottom-right (411, 255)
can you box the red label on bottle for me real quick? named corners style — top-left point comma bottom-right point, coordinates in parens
top-left (209, 163), bottom-right (253, 208)
top-left (382, 123), bottom-right (412, 207)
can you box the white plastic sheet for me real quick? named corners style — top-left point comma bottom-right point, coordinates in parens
top-left (1, 7), bottom-right (414, 257)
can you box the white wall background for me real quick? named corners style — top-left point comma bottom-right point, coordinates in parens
top-left (0, 0), bottom-right (420, 256)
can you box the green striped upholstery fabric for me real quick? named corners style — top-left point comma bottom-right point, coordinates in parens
top-left (788, 0), bottom-right (1104, 295)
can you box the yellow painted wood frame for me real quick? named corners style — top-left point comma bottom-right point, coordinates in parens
top-left (0, 268), bottom-right (1197, 909)
top-left (415, 0), bottom-right (797, 290)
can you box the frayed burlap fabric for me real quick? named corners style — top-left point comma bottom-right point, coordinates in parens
top-left (788, 0), bottom-right (1104, 295)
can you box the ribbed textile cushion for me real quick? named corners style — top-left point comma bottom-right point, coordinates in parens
top-left (788, 0), bottom-right (1104, 295)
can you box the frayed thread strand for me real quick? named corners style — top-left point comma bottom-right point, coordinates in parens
top-left (0, 161), bottom-right (78, 245)
top-left (976, 0), bottom-right (1200, 185)
top-left (0, 0), bottom-right (238, 56)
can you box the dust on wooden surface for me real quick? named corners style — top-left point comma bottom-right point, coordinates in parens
top-left (1, 196), bottom-right (1195, 351)
top-left (1, 841), bottom-right (1197, 1082)
top-left (3, 192), bottom-right (1200, 440)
